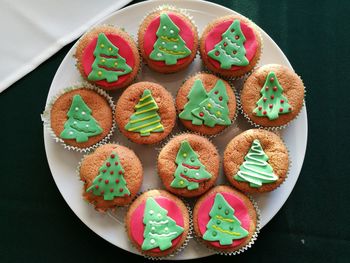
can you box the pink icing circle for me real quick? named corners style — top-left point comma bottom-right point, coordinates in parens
top-left (82, 34), bottom-right (135, 89)
top-left (143, 13), bottom-right (194, 67)
top-left (130, 196), bottom-right (185, 253)
top-left (197, 192), bottom-right (250, 248)
top-left (204, 20), bottom-right (258, 71)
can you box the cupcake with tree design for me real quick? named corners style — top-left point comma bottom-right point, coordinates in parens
top-left (193, 185), bottom-right (259, 254)
top-left (176, 73), bottom-right (237, 135)
top-left (158, 133), bottom-right (219, 197)
top-left (75, 25), bottom-right (140, 90)
top-left (80, 143), bottom-right (143, 211)
top-left (138, 6), bottom-right (198, 73)
top-left (125, 190), bottom-right (190, 258)
top-left (43, 86), bottom-right (114, 151)
top-left (240, 64), bottom-right (305, 128)
top-left (200, 15), bottom-right (262, 78)
top-left (115, 81), bottom-right (176, 144)
top-left (223, 129), bottom-right (289, 193)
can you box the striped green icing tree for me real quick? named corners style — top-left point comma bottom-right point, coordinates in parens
top-left (124, 89), bottom-right (164, 136)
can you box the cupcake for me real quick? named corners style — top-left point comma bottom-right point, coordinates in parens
top-left (48, 87), bottom-right (114, 150)
top-left (240, 64), bottom-right (305, 128)
top-left (138, 6), bottom-right (198, 73)
top-left (158, 133), bottom-right (219, 197)
top-left (193, 185), bottom-right (258, 254)
top-left (176, 73), bottom-right (237, 135)
top-left (115, 81), bottom-right (176, 144)
top-left (80, 143), bottom-right (143, 211)
top-left (75, 25), bottom-right (140, 90)
top-left (223, 129), bottom-right (289, 193)
top-left (200, 15), bottom-right (262, 78)
top-left (125, 190), bottom-right (190, 258)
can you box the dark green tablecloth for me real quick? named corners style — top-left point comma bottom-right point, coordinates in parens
top-left (1, 0), bottom-right (349, 262)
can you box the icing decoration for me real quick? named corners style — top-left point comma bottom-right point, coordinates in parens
top-left (141, 197), bottom-right (184, 251)
top-left (130, 197), bottom-right (184, 252)
top-left (198, 192), bottom-right (250, 248)
top-left (170, 140), bottom-right (212, 190)
top-left (203, 193), bottom-right (248, 245)
top-left (253, 71), bottom-right (292, 120)
top-left (208, 20), bottom-right (248, 69)
top-left (86, 150), bottom-right (130, 200)
top-left (82, 33), bottom-right (135, 89)
top-left (146, 13), bottom-right (193, 66)
top-left (205, 20), bottom-right (257, 71)
top-left (190, 80), bottom-right (231, 127)
top-left (60, 95), bottom-right (102, 143)
top-left (179, 79), bottom-right (208, 125)
top-left (234, 139), bottom-right (278, 187)
top-left (124, 89), bottom-right (164, 136)
top-left (87, 33), bottom-right (132, 83)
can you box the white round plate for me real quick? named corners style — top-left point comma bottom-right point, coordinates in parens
top-left (43, 0), bottom-right (307, 259)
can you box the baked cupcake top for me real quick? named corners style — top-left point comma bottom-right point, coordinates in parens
top-left (75, 25), bottom-right (140, 90)
top-left (176, 73), bottom-right (236, 135)
top-left (125, 190), bottom-right (190, 257)
top-left (80, 144), bottom-right (143, 211)
top-left (193, 185), bottom-right (258, 253)
top-left (241, 64), bottom-right (305, 127)
top-left (200, 15), bottom-right (262, 77)
top-left (50, 87), bottom-right (113, 149)
top-left (138, 7), bottom-right (198, 73)
top-left (223, 129), bottom-right (289, 193)
top-left (115, 81), bottom-right (176, 144)
top-left (158, 133), bottom-right (219, 197)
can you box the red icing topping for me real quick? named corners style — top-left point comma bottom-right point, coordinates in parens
top-left (143, 13), bottom-right (194, 67)
top-left (130, 196), bottom-right (184, 252)
top-left (82, 34), bottom-right (135, 89)
top-left (197, 192), bottom-right (250, 248)
top-left (205, 20), bottom-right (258, 71)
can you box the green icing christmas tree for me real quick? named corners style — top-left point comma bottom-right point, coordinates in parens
top-left (88, 33), bottom-right (132, 83)
top-left (203, 193), bottom-right (248, 245)
top-left (86, 150), bottom-right (130, 200)
top-left (253, 71), bottom-right (292, 120)
top-left (191, 80), bottom-right (231, 127)
top-left (179, 79), bottom-right (207, 125)
top-left (170, 140), bottom-right (212, 190)
top-left (142, 197), bottom-right (184, 251)
top-left (208, 19), bottom-right (249, 69)
top-left (149, 13), bottom-right (191, 65)
top-left (234, 139), bottom-right (278, 187)
top-left (60, 94), bottom-right (103, 143)
top-left (124, 89), bottom-right (164, 136)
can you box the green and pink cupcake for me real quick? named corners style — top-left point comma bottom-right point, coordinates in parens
top-left (200, 15), bottom-right (262, 78)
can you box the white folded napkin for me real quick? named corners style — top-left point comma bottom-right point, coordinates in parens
top-left (0, 0), bottom-right (132, 92)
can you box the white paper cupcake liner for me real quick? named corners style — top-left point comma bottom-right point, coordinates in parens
top-left (193, 189), bottom-right (261, 256)
top-left (41, 83), bottom-right (116, 153)
top-left (124, 189), bottom-right (193, 259)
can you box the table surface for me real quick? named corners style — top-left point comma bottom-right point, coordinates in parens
top-left (1, 0), bottom-right (349, 262)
